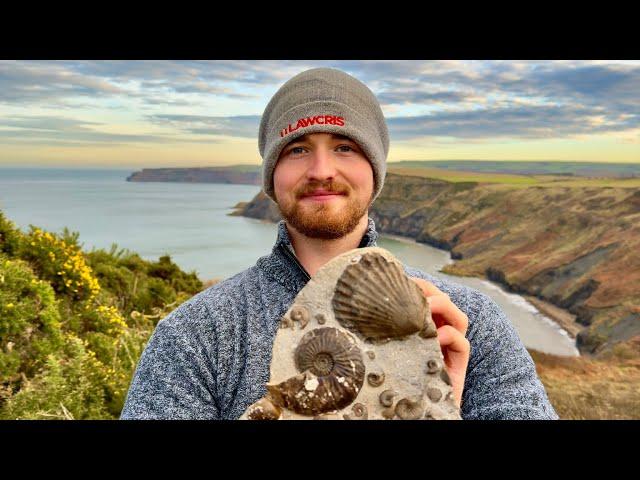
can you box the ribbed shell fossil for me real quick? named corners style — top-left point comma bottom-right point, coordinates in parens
top-left (395, 396), bottom-right (424, 420)
top-left (332, 252), bottom-right (428, 340)
top-left (266, 327), bottom-right (365, 416)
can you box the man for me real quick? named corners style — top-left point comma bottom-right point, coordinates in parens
top-left (120, 67), bottom-right (558, 420)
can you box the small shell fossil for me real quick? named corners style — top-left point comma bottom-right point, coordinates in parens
top-left (395, 396), bottom-right (424, 420)
top-left (267, 327), bottom-right (365, 416)
top-left (315, 313), bottom-right (327, 325)
top-left (332, 252), bottom-right (427, 340)
top-left (367, 371), bottom-right (385, 387)
top-left (366, 351), bottom-right (375, 360)
top-left (381, 407), bottom-right (396, 419)
top-left (280, 315), bottom-right (294, 329)
top-left (290, 304), bottom-right (310, 329)
top-left (426, 359), bottom-right (440, 374)
top-left (440, 368), bottom-right (452, 385)
top-left (343, 403), bottom-right (368, 420)
top-left (427, 387), bottom-right (442, 403)
top-left (246, 398), bottom-right (282, 420)
top-left (379, 389), bottom-right (397, 408)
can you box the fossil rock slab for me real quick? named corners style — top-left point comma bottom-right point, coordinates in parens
top-left (241, 247), bottom-right (461, 420)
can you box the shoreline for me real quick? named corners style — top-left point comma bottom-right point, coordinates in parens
top-left (202, 217), bottom-right (580, 354)
top-left (379, 231), bottom-right (581, 346)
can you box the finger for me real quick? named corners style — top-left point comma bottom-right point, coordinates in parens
top-left (409, 277), bottom-right (444, 298)
top-left (437, 325), bottom-right (471, 355)
top-left (427, 294), bottom-right (469, 336)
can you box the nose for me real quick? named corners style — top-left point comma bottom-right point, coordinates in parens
top-left (305, 145), bottom-right (338, 183)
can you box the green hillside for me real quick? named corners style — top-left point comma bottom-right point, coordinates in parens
top-left (0, 210), bottom-right (204, 419)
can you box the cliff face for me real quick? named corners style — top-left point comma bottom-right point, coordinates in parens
top-left (230, 173), bottom-right (640, 356)
top-left (127, 167), bottom-right (261, 185)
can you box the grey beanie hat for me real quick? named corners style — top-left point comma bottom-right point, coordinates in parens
top-left (258, 67), bottom-right (389, 204)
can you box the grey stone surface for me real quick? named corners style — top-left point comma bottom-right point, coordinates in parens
top-left (241, 247), bottom-right (461, 420)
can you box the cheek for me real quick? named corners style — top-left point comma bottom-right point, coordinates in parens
top-left (273, 162), bottom-right (299, 197)
top-left (347, 160), bottom-right (374, 194)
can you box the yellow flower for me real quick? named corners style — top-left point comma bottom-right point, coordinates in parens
top-left (6, 303), bottom-right (14, 308)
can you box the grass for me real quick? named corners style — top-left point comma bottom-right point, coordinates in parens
top-left (529, 348), bottom-right (640, 419)
top-left (387, 165), bottom-right (640, 188)
top-left (387, 166), bottom-right (541, 184)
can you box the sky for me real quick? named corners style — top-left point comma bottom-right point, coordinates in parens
top-left (0, 60), bottom-right (638, 168)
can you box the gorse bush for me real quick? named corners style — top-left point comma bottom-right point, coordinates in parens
top-left (20, 226), bottom-right (101, 303)
top-left (0, 210), bottom-right (204, 419)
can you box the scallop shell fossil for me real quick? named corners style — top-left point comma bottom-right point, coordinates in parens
top-left (240, 246), bottom-right (461, 420)
top-left (332, 252), bottom-right (428, 341)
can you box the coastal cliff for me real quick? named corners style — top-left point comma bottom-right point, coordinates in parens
top-left (127, 166), bottom-right (261, 185)
top-left (230, 173), bottom-right (640, 357)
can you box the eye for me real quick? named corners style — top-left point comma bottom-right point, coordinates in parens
top-left (336, 144), bottom-right (355, 152)
top-left (289, 146), bottom-right (306, 155)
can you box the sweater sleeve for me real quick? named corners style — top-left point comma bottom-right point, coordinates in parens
top-left (119, 305), bottom-right (220, 420)
top-left (461, 294), bottom-right (559, 420)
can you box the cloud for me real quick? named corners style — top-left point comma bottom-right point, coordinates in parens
top-left (0, 116), bottom-right (175, 146)
top-left (0, 61), bottom-right (124, 104)
top-left (387, 104), bottom-right (639, 141)
top-left (146, 114), bottom-right (261, 138)
top-left (1, 60), bottom-right (639, 146)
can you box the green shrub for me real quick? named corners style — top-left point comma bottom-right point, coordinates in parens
top-left (0, 254), bottom-right (64, 391)
top-left (0, 210), bottom-right (207, 419)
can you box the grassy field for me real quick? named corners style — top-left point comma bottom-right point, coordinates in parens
top-left (387, 166), bottom-right (640, 188)
top-left (530, 348), bottom-right (640, 420)
top-left (387, 166), bottom-right (543, 184)
top-left (389, 160), bottom-right (640, 178)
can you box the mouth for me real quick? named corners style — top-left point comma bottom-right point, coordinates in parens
top-left (301, 192), bottom-right (345, 202)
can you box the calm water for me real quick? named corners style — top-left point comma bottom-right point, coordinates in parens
top-left (0, 167), bottom-right (578, 356)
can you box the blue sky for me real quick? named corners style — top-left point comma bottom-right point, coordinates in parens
top-left (0, 60), bottom-right (638, 167)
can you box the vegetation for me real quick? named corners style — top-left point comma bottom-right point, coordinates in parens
top-left (387, 165), bottom-right (640, 188)
top-left (0, 209), bottom-right (204, 419)
top-left (530, 346), bottom-right (640, 420)
top-left (2, 203), bottom-right (638, 419)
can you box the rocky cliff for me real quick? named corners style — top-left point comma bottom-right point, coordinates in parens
top-left (230, 173), bottom-right (640, 356)
top-left (127, 166), bottom-right (261, 185)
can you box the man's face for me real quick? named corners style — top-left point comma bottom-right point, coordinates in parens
top-left (273, 132), bottom-right (374, 240)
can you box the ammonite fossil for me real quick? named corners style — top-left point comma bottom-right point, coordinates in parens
top-left (240, 247), bottom-right (461, 420)
top-left (332, 253), bottom-right (428, 341)
top-left (245, 398), bottom-right (282, 420)
top-left (265, 327), bottom-right (365, 416)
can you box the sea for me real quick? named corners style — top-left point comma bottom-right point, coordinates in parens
top-left (0, 167), bottom-right (579, 356)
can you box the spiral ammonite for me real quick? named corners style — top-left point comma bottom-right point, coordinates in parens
top-left (267, 327), bottom-right (365, 416)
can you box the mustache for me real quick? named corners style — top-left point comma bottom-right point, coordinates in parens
top-left (298, 182), bottom-right (349, 197)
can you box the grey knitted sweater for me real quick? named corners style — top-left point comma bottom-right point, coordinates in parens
top-left (120, 217), bottom-right (558, 420)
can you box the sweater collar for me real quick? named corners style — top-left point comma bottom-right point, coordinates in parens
top-left (257, 216), bottom-right (379, 293)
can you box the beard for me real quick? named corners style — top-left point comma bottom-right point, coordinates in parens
top-left (276, 181), bottom-right (371, 240)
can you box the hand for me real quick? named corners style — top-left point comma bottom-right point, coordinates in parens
top-left (410, 277), bottom-right (470, 409)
